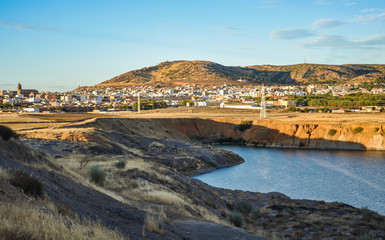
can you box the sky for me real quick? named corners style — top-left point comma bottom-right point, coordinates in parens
top-left (0, 0), bottom-right (384, 92)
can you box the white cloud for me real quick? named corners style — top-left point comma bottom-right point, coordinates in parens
top-left (270, 29), bottom-right (315, 39)
top-left (304, 35), bottom-right (354, 48)
top-left (257, 0), bottom-right (281, 8)
top-left (360, 8), bottom-right (376, 13)
top-left (220, 26), bottom-right (247, 37)
top-left (0, 20), bottom-right (59, 31)
top-left (221, 26), bottom-right (244, 31)
top-left (312, 19), bottom-right (346, 28)
top-left (355, 10), bottom-right (385, 23)
top-left (354, 34), bottom-right (385, 45)
top-left (344, 1), bottom-right (356, 6)
top-left (303, 34), bottom-right (385, 49)
top-left (314, 0), bottom-right (333, 5)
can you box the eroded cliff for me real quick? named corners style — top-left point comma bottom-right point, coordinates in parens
top-left (21, 117), bottom-right (385, 151)
top-left (158, 118), bottom-right (385, 150)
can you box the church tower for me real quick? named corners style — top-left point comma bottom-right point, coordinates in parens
top-left (17, 83), bottom-right (22, 95)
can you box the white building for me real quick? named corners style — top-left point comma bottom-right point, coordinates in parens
top-left (220, 102), bottom-right (261, 109)
top-left (23, 108), bottom-right (40, 113)
top-left (28, 97), bottom-right (41, 103)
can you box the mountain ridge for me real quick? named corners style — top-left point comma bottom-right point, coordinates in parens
top-left (97, 60), bottom-right (385, 86)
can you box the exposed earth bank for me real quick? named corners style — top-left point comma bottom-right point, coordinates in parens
top-left (22, 116), bottom-right (385, 151)
top-left (159, 118), bottom-right (385, 150)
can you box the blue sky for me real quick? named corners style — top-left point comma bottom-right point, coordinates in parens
top-left (1, 0), bottom-right (384, 92)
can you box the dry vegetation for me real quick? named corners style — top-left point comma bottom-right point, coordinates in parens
top-left (143, 214), bottom-right (164, 235)
top-left (0, 167), bottom-right (129, 240)
top-left (97, 60), bottom-right (385, 86)
top-left (58, 154), bottom-right (228, 226)
top-left (0, 203), bottom-right (128, 240)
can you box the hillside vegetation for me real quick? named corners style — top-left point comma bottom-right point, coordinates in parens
top-left (97, 61), bottom-right (385, 86)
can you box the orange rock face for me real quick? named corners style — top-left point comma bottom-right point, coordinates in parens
top-left (19, 117), bottom-right (385, 151)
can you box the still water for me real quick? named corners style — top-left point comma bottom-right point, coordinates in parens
top-left (195, 146), bottom-right (385, 215)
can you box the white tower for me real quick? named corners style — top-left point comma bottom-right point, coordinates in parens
top-left (138, 92), bottom-right (141, 114)
top-left (260, 84), bottom-right (267, 119)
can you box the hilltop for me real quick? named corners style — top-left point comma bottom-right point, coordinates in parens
top-left (248, 63), bottom-right (385, 84)
top-left (97, 61), bottom-right (385, 87)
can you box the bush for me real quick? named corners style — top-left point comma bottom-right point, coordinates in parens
top-left (114, 160), bottom-right (126, 169)
top-left (328, 129), bottom-right (337, 136)
top-left (226, 202), bottom-right (234, 210)
top-left (0, 125), bottom-right (17, 141)
top-left (287, 106), bottom-right (297, 112)
top-left (353, 127), bottom-right (364, 134)
top-left (357, 234), bottom-right (376, 240)
top-left (234, 201), bottom-right (252, 215)
top-left (8, 169), bottom-right (44, 198)
top-left (90, 166), bottom-right (106, 186)
top-left (361, 207), bottom-right (375, 222)
top-left (144, 214), bottom-right (164, 235)
top-left (374, 127), bottom-right (380, 132)
top-left (230, 211), bottom-right (244, 227)
top-left (238, 121), bottom-right (253, 132)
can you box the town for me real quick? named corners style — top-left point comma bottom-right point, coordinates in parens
top-left (1, 82), bottom-right (385, 113)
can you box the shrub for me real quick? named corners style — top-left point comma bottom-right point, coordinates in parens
top-left (144, 214), bottom-right (164, 235)
top-left (251, 209), bottom-right (261, 219)
top-left (374, 127), bottom-right (380, 132)
top-left (0, 125), bottom-right (17, 141)
top-left (230, 211), bottom-right (244, 227)
top-left (80, 156), bottom-right (90, 169)
top-left (353, 127), bottom-right (364, 134)
top-left (328, 129), bottom-right (337, 136)
top-left (357, 234), bottom-right (376, 240)
top-left (114, 160), bottom-right (127, 169)
top-left (287, 106), bottom-right (297, 112)
top-left (361, 207), bottom-right (375, 222)
top-left (234, 201), bottom-right (252, 215)
top-left (238, 121), bottom-right (253, 132)
top-left (90, 166), bottom-right (106, 186)
top-left (8, 169), bottom-right (44, 198)
top-left (226, 202), bottom-right (234, 210)
top-left (55, 203), bottom-right (78, 219)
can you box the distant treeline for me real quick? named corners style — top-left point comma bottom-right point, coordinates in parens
top-left (115, 100), bottom-right (167, 111)
top-left (358, 76), bottom-right (385, 91)
top-left (290, 93), bottom-right (385, 107)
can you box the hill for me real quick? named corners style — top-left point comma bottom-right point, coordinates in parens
top-left (248, 63), bottom-right (385, 85)
top-left (97, 61), bottom-right (385, 87)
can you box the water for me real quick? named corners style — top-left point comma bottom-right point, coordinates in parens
top-left (195, 146), bottom-right (385, 215)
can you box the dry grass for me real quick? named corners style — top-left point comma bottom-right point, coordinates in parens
top-left (59, 154), bottom-right (229, 225)
top-left (0, 203), bottom-right (128, 240)
top-left (192, 204), bottom-right (230, 226)
top-left (0, 168), bottom-right (8, 178)
top-left (121, 182), bottom-right (184, 205)
top-left (143, 205), bottom-right (167, 220)
top-left (144, 214), bottom-right (164, 235)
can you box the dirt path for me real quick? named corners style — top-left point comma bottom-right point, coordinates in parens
top-left (173, 220), bottom-right (266, 240)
